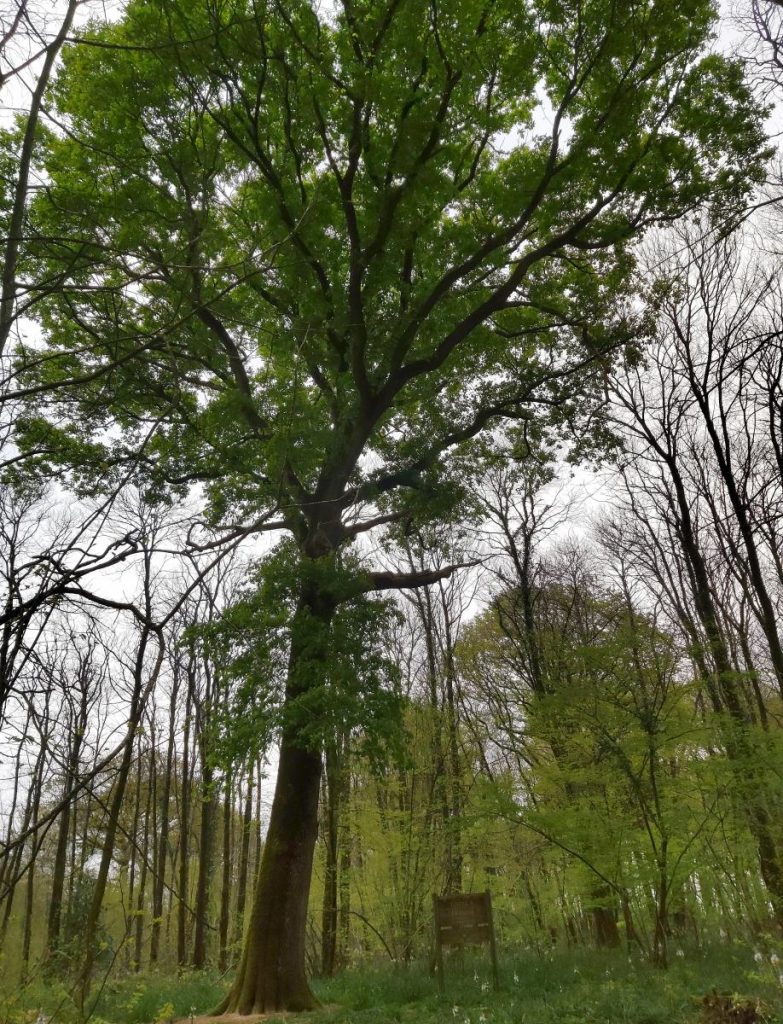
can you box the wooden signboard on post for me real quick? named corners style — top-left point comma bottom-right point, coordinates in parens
top-left (433, 890), bottom-right (499, 993)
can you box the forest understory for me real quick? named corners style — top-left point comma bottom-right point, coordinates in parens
top-left (3, 946), bottom-right (783, 1024)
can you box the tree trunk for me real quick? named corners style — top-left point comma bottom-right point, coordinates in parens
top-left (217, 740), bottom-right (322, 1013)
top-left (134, 747), bottom-right (153, 971)
top-left (126, 747), bottom-right (143, 970)
top-left (590, 888), bottom-right (620, 948)
top-left (232, 764), bottom-right (254, 956)
top-left (150, 673), bottom-right (178, 964)
top-left (338, 793), bottom-right (351, 970)
top-left (21, 738), bottom-right (47, 981)
top-left (0, 704), bottom-right (30, 952)
top-left (218, 770), bottom-right (233, 973)
top-left (192, 757), bottom-right (214, 969)
top-left (320, 744), bottom-right (340, 977)
top-left (217, 582), bottom-right (334, 1014)
top-left (177, 672), bottom-right (194, 967)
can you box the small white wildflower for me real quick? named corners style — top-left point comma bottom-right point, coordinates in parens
top-left (675, 949), bottom-right (685, 958)
top-left (479, 1014), bottom-right (487, 1023)
top-left (464, 1016), bottom-right (471, 1024)
top-left (719, 929), bottom-right (727, 939)
top-left (453, 1007), bottom-right (459, 1017)
top-left (573, 966), bottom-right (580, 974)
top-left (481, 981), bottom-right (490, 993)
top-left (513, 972), bottom-right (519, 984)
top-left (754, 951), bottom-right (764, 964)
top-left (474, 971), bottom-right (479, 982)
top-left (771, 952), bottom-right (780, 966)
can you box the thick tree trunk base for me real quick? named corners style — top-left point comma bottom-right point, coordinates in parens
top-left (216, 740), bottom-right (322, 1015)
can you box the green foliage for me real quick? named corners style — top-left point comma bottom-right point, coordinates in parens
top-left (193, 542), bottom-right (405, 765)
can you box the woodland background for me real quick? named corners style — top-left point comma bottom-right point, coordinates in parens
top-left (2, 1), bottom-right (783, 1022)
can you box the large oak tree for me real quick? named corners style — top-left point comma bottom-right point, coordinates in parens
top-left (5, 0), bottom-right (766, 1012)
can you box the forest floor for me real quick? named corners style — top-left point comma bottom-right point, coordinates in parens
top-left (2, 943), bottom-right (782, 1024)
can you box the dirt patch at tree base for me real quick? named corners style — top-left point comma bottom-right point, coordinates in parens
top-left (174, 1015), bottom-right (297, 1023)
top-left (175, 1007), bottom-right (338, 1023)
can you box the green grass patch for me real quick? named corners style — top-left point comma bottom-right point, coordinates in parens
top-left (0, 944), bottom-right (780, 1023)
top-left (303, 944), bottom-right (783, 1024)
top-left (0, 968), bottom-right (227, 1024)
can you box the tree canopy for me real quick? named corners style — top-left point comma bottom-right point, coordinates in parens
top-left (15, 0), bottom-right (765, 546)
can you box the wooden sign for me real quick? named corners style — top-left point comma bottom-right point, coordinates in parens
top-left (433, 890), bottom-right (499, 992)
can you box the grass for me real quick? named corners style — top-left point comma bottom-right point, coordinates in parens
top-left (305, 944), bottom-right (783, 1024)
top-left (1, 943), bottom-right (781, 1024)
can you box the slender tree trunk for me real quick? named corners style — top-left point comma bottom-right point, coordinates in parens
top-left (442, 634), bottom-right (462, 893)
top-left (134, 749), bottom-right (154, 971)
top-left (178, 674), bottom-right (194, 968)
top-left (0, 0), bottom-right (80, 355)
top-left (232, 765), bottom-right (254, 955)
top-left (337, 777), bottom-right (351, 969)
top-left (218, 770), bottom-right (233, 973)
top-left (193, 754), bottom-right (214, 969)
top-left (126, 746), bottom-right (143, 970)
top-left (21, 727), bottom-right (48, 981)
top-left (254, 756), bottom-right (263, 877)
top-left (320, 743), bottom-right (340, 977)
top-left (150, 676), bottom-right (177, 964)
top-left (0, 705), bottom-right (30, 950)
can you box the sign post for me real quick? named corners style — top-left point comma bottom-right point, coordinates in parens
top-left (433, 890), bottom-right (499, 993)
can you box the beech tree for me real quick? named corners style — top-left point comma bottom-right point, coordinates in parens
top-left (5, 0), bottom-right (767, 1012)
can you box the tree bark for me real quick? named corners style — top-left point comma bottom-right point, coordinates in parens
top-left (21, 724), bottom-right (48, 981)
top-left (218, 770), bottom-right (233, 973)
top-left (192, 753), bottom-right (214, 969)
top-left (134, 746), bottom-right (154, 971)
top-left (320, 744), bottom-right (340, 977)
top-left (232, 764), bottom-right (254, 956)
top-left (177, 668), bottom-right (194, 967)
top-left (150, 672), bottom-right (178, 964)
top-left (217, 581), bottom-right (335, 1014)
